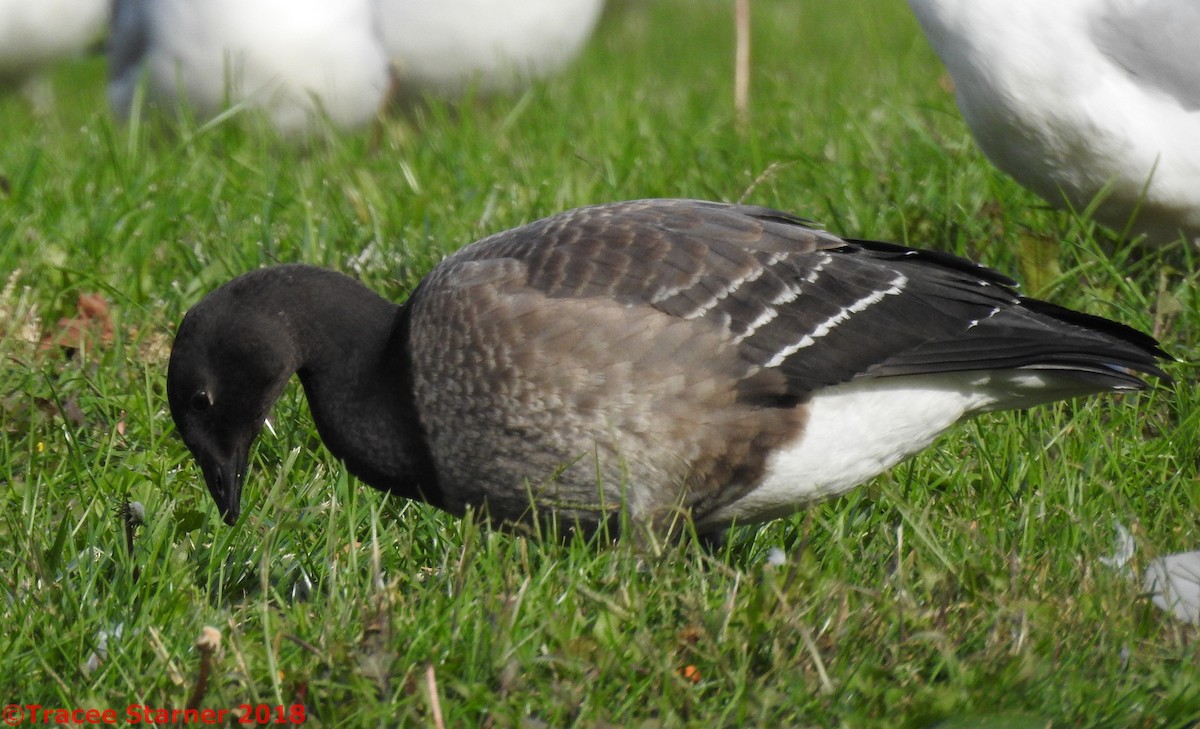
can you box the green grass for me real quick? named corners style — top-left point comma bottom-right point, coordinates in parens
top-left (2, 0), bottom-right (1199, 725)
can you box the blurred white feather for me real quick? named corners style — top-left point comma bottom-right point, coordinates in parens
top-left (1144, 551), bottom-right (1200, 625)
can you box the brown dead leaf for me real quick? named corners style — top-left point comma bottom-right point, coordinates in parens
top-left (41, 292), bottom-right (115, 354)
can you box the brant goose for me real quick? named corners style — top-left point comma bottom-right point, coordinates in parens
top-left (107, 0), bottom-right (389, 136)
top-left (909, 0), bottom-right (1200, 245)
top-left (167, 199), bottom-right (1169, 537)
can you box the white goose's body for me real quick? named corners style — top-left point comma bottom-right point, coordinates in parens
top-left (378, 0), bottom-right (605, 98)
top-left (0, 0), bottom-right (108, 81)
top-left (909, 0), bottom-right (1200, 245)
top-left (108, 0), bottom-right (389, 135)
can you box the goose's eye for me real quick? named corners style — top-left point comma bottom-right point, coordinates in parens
top-left (190, 390), bottom-right (213, 412)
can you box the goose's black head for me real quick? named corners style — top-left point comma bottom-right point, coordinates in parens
top-left (167, 276), bottom-right (303, 525)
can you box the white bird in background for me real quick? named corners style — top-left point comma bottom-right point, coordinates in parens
top-left (377, 0), bottom-right (606, 99)
top-left (0, 0), bottom-right (108, 83)
top-left (107, 0), bottom-right (390, 136)
top-left (908, 0), bottom-right (1200, 246)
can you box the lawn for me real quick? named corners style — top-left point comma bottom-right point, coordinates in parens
top-left (2, 0), bottom-right (1199, 726)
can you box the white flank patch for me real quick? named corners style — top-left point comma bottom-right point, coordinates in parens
top-left (699, 370), bottom-right (1068, 529)
top-left (763, 273), bottom-right (908, 368)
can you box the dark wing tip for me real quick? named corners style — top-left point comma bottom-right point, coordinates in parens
top-left (1016, 296), bottom-right (1174, 384)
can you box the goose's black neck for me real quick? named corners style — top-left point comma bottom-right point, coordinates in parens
top-left (253, 265), bottom-right (443, 508)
